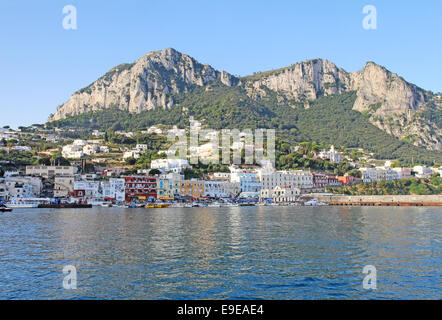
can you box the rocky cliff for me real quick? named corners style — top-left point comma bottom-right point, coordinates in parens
top-left (51, 48), bottom-right (238, 120)
top-left (243, 59), bottom-right (441, 150)
top-left (50, 48), bottom-right (441, 150)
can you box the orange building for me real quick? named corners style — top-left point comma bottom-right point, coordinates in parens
top-left (337, 175), bottom-right (354, 185)
top-left (180, 179), bottom-right (205, 199)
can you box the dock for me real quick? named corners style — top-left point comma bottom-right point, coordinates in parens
top-left (37, 204), bottom-right (92, 209)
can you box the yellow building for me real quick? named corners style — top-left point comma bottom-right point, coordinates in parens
top-left (157, 178), bottom-right (174, 200)
top-left (180, 179), bottom-right (205, 199)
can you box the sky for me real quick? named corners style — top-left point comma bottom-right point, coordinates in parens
top-left (0, 0), bottom-right (441, 128)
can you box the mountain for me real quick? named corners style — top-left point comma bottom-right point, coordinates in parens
top-left (51, 48), bottom-right (238, 120)
top-left (49, 48), bottom-right (442, 154)
top-left (242, 59), bottom-right (441, 150)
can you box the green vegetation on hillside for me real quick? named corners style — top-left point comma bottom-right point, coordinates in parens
top-left (327, 176), bottom-right (441, 195)
top-left (47, 85), bottom-right (442, 165)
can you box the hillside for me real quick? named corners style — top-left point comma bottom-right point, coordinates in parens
top-left (48, 89), bottom-right (442, 165)
top-left (46, 48), bottom-right (442, 163)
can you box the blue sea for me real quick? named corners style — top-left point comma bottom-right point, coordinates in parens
top-left (0, 206), bottom-right (440, 299)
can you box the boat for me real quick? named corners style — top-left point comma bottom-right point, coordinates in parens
top-left (304, 198), bottom-right (328, 206)
top-left (145, 203), bottom-right (170, 208)
top-left (6, 198), bottom-right (50, 208)
top-left (208, 202), bottom-right (221, 207)
top-left (101, 202), bottom-right (113, 207)
top-left (0, 204), bottom-right (12, 212)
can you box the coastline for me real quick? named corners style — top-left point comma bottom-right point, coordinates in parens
top-left (316, 194), bottom-right (442, 206)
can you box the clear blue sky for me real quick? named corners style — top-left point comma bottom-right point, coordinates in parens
top-left (1, 0), bottom-right (441, 128)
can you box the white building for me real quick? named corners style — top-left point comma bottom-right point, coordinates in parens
top-left (5, 176), bottom-right (42, 198)
top-left (360, 167), bottom-right (400, 183)
top-left (123, 150), bottom-right (142, 160)
top-left (73, 180), bottom-right (101, 200)
top-left (26, 166), bottom-right (77, 178)
top-left (319, 145), bottom-right (341, 163)
top-left (92, 130), bottom-right (105, 137)
top-left (144, 126), bottom-right (163, 135)
top-left (272, 186), bottom-right (300, 203)
top-left (101, 178), bottom-right (125, 202)
top-left (162, 172), bottom-right (183, 196)
top-left (210, 172), bottom-right (231, 180)
top-left (83, 144), bottom-right (100, 156)
top-left (62, 144), bottom-right (84, 159)
top-left (54, 176), bottom-right (75, 198)
top-left (204, 180), bottom-right (226, 198)
top-left (413, 166), bottom-right (433, 178)
top-left (230, 171), bottom-right (261, 193)
top-left (151, 158), bottom-right (191, 173)
top-left (135, 144), bottom-right (148, 152)
top-left (391, 167), bottom-right (413, 179)
top-left (0, 178), bottom-right (9, 201)
top-left (257, 170), bottom-right (314, 190)
top-left (11, 146), bottom-right (32, 152)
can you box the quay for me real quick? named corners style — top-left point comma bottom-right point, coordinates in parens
top-left (37, 203), bottom-right (92, 209)
top-left (315, 195), bottom-right (442, 207)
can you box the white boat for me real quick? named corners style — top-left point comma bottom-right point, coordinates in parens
top-left (208, 202), bottom-right (221, 207)
top-left (6, 198), bottom-right (50, 208)
top-left (304, 198), bottom-right (328, 206)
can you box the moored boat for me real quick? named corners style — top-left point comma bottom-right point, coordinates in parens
top-left (0, 204), bottom-right (12, 212)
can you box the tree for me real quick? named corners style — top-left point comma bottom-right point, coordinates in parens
top-left (149, 169), bottom-right (161, 176)
top-left (125, 157), bottom-right (137, 165)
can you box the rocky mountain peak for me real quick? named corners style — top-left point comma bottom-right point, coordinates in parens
top-left (50, 48), bottom-right (237, 120)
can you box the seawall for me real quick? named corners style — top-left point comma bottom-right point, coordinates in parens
top-left (315, 195), bottom-right (442, 206)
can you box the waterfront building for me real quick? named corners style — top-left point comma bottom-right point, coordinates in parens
top-left (221, 181), bottom-right (241, 198)
top-left (0, 179), bottom-right (8, 201)
top-left (101, 178), bottom-right (125, 202)
top-left (272, 186), bottom-right (300, 203)
top-left (180, 179), bottom-right (205, 199)
top-left (73, 180), bottom-right (101, 201)
top-left (54, 176), bottom-right (75, 198)
top-left (204, 180), bottom-right (226, 198)
top-left (123, 176), bottom-right (157, 202)
top-left (258, 170), bottom-right (313, 190)
top-left (5, 176), bottom-right (42, 198)
top-left (26, 165), bottom-right (77, 178)
top-left (157, 178), bottom-right (174, 201)
top-left (230, 171), bottom-right (261, 193)
top-left (161, 172), bottom-right (184, 196)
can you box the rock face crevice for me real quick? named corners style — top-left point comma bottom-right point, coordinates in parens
top-left (50, 49), bottom-right (441, 150)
